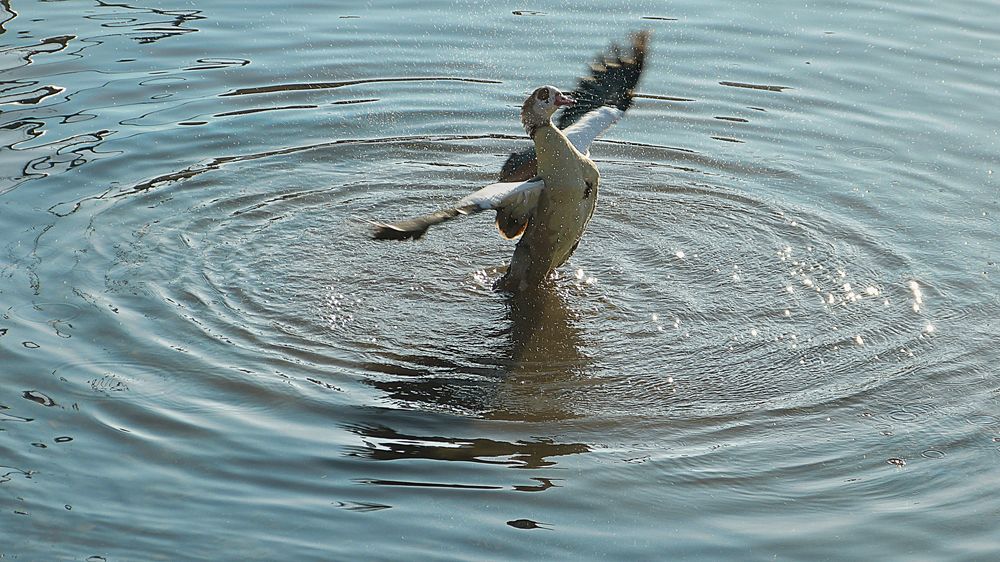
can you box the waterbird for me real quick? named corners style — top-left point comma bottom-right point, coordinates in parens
top-left (372, 31), bottom-right (649, 292)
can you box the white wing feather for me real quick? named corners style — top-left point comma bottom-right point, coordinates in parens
top-left (563, 106), bottom-right (624, 156)
top-left (457, 178), bottom-right (545, 211)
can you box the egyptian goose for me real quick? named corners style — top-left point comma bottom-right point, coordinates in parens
top-left (373, 31), bottom-right (649, 292)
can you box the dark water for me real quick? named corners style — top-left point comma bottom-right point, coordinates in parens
top-left (2, 0), bottom-right (999, 559)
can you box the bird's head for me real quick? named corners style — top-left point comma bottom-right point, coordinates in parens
top-left (521, 85), bottom-right (575, 135)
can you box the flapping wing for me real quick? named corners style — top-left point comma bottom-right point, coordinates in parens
top-left (371, 178), bottom-right (544, 241)
top-left (557, 30), bottom-right (649, 128)
top-left (498, 30), bottom-right (649, 182)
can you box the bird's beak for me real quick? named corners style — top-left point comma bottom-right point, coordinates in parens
top-left (554, 93), bottom-right (576, 107)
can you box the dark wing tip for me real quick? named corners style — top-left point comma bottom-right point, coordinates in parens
top-left (370, 205), bottom-right (478, 241)
top-left (371, 221), bottom-right (429, 241)
top-left (556, 29), bottom-right (651, 129)
top-left (631, 30), bottom-right (651, 65)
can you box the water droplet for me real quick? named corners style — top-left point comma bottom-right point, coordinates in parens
top-left (750, 328), bottom-right (759, 337)
top-left (854, 335), bottom-right (864, 346)
top-left (675, 250), bottom-right (685, 259)
top-left (886, 457), bottom-right (906, 467)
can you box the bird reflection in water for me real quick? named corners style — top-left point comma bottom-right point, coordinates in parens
top-left (366, 282), bottom-right (590, 422)
top-left (352, 284), bottom-right (592, 475)
top-left (491, 283), bottom-right (590, 422)
top-left (345, 422), bottom-right (587, 472)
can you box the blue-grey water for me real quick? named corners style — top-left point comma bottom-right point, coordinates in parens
top-left (2, 0), bottom-right (999, 560)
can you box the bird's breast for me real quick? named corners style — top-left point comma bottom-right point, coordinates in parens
top-left (525, 126), bottom-right (601, 265)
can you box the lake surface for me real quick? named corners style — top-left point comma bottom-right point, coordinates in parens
top-left (2, 0), bottom-right (999, 559)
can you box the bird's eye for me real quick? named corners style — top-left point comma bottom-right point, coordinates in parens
top-left (536, 87), bottom-right (550, 101)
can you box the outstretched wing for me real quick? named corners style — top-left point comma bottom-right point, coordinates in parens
top-left (498, 30), bottom-right (649, 182)
top-left (557, 30), bottom-right (650, 128)
top-left (371, 178), bottom-right (545, 241)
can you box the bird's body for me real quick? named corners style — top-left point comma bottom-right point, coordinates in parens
top-left (497, 120), bottom-right (600, 291)
top-left (371, 31), bottom-right (649, 292)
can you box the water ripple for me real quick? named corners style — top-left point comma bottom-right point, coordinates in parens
top-left (221, 76), bottom-right (502, 98)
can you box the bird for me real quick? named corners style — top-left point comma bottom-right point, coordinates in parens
top-left (372, 31), bottom-right (649, 292)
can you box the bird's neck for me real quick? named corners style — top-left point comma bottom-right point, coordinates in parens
top-left (532, 124), bottom-right (577, 175)
top-left (521, 107), bottom-right (552, 138)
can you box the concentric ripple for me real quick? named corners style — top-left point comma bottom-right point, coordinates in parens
top-left (79, 137), bottom-right (944, 424)
top-left (540, 161), bottom-right (937, 419)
